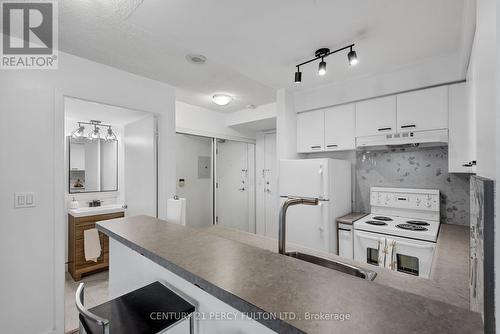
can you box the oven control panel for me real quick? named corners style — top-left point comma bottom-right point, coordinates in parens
top-left (370, 188), bottom-right (439, 212)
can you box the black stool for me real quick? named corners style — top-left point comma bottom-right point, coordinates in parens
top-left (76, 281), bottom-right (195, 334)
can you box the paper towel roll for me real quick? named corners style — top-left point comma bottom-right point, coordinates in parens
top-left (167, 197), bottom-right (187, 226)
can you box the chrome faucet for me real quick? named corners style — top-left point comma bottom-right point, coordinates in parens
top-left (278, 197), bottom-right (319, 254)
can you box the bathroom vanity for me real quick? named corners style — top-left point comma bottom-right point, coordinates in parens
top-left (68, 206), bottom-right (124, 281)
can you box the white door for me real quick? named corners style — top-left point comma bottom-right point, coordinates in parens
top-left (297, 110), bottom-right (325, 153)
top-left (216, 140), bottom-right (255, 232)
top-left (324, 104), bottom-right (355, 151)
top-left (355, 96), bottom-right (397, 137)
top-left (281, 197), bottom-right (330, 252)
top-left (124, 115), bottom-right (157, 217)
top-left (263, 133), bottom-right (278, 238)
top-left (396, 86), bottom-right (448, 131)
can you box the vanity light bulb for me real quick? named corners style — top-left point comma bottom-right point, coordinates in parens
top-left (88, 126), bottom-right (100, 140)
top-left (105, 127), bottom-right (116, 141)
top-left (72, 125), bottom-right (85, 139)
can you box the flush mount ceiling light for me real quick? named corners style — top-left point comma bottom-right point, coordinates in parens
top-left (186, 54), bottom-right (207, 64)
top-left (71, 120), bottom-right (117, 141)
top-left (212, 94), bottom-right (233, 106)
top-left (294, 43), bottom-right (358, 83)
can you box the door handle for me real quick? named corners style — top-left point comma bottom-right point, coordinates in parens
top-left (310, 145), bottom-right (322, 150)
top-left (401, 124), bottom-right (416, 129)
top-left (377, 127), bottom-right (392, 132)
top-left (326, 144), bottom-right (338, 148)
top-left (238, 187), bottom-right (245, 191)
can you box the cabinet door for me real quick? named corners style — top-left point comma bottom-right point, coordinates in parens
top-left (397, 86), bottom-right (448, 131)
top-left (448, 83), bottom-right (475, 173)
top-left (297, 110), bottom-right (324, 153)
top-left (355, 96), bottom-right (397, 137)
top-left (324, 104), bottom-right (355, 151)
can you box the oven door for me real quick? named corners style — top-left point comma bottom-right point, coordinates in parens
top-left (354, 230), bottom-right (436, 278)
top-left (353, 230), bottom-right (384, 267)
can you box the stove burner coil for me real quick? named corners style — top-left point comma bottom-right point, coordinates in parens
top-left (365, 220), bottom-right (388, 226)
top-left (396, 224), bottom-right (428, 231)
top-left (406, 220), bottom-right (430, 226)
top-left (372, 216), bottom-right (393, 221)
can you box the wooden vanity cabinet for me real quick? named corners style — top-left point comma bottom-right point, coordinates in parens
top-left (68, 212), bottom-right (124, 281)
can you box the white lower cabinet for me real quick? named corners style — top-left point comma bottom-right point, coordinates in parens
top-left (297, 110), bottom-right (324, 153)
top-left (324, 104), bottom-right (355, 151)
top-left (448, 82), bottom-right (476, 173)
top-left (338, 223), bottom-right (353, 260)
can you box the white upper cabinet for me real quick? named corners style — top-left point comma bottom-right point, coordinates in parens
top-left (396, 86), bottom-right (448, 131)
top-left (448, 82), bottom-right (476, 173)
top-left (324, 104), bottom-right (355, 151)
top-left (355, 96), bottom-right (397, 137)
top-left (297, 110), bottom-right (324, 153)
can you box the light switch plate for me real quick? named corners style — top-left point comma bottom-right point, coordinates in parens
top-left (15, 192), bottom-right (35, 208)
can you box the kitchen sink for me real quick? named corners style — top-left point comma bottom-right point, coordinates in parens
top-left (285, 251), bottom-right (377, 281)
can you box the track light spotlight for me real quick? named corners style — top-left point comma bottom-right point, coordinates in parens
top-left (318, 58), bottom-right (327, 76)
top-left (294, 68), bottom-right (302, 83)
top-left (348, 47), bottom-right (358, 66)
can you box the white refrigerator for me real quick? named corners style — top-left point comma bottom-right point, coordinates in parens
top-left (279, 159), bottom-right (351, 254)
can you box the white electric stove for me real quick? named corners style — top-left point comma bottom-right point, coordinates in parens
top-left (353, 187), bottom-right (440, 278)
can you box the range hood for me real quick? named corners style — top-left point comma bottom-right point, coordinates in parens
top-left (356, 129), bottom-right (448, 150)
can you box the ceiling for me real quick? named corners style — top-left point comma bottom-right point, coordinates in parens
top-left (60, 0), bottom-right (469, 112)
top-left (65, 97), bottom-right (150, 126)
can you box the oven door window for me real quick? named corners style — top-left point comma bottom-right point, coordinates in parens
top-left (367, 248), bottom-right (379, 265)
top-left (397, 254), bottom-right (419, 276)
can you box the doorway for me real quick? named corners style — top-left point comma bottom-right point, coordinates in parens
top-left (63, 97), bottom-right (158, 333)
top-left (215, 139), bottom-right (256, 232)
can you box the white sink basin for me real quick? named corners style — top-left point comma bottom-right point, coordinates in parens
top-left (68, 204), bottom-right (125, 217)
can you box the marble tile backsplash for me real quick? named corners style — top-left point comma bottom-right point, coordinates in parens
top-left (355, 146), bottom-right (471, 225)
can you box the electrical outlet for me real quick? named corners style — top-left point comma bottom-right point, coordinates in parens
top-left (15, 192), bottom-right (35, 208)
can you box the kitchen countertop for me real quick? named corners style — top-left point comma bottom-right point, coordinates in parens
top-left (206, 223), bottom-right (471, 310)
top-left (97, 216), bottom-right (482, 334)
top-left (337, 212), bottom-right (368, 225)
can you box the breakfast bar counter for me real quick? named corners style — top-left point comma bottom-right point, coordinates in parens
top-left (97, 215), bottom-right (482, 334)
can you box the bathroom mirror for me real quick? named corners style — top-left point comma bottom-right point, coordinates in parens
top-left (68, 136), bottom-right (118, 193)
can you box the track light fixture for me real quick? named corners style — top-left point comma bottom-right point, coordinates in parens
top-left (294, 43), bottom-right (358, 83)
top-left (71, 120), bottom-right (117, 141)
top-left (348, 46), bottom-right (358, 66)
top-left (294, 67), bottom-right (302, 83)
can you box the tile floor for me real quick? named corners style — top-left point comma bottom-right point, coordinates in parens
top-left (65, 271), bottom-right (109, 333)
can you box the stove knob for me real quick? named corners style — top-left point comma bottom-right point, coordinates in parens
top-left (416, 198), bottom-right (421, 206)
top-left (426, 202), bottom-right (432, 208)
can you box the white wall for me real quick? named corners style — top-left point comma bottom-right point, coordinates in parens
top-left (0, 50), bottom-right (176, 334)
top-left (226, 102), bottom-right (276, 127)
top-left (276, 89), bottom-right (299, 161)
top-left (175, 133), bottom-right (213, 228)
top-left (176, 101), bottom-right (256, 142)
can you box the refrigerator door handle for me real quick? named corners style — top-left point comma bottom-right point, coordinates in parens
top-left (318, 164), bottom-right (324, 199)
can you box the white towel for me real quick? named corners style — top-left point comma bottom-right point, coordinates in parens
top-left (377, 238), bottom-right (386, 268)
top-left (385, 238), bottom-right (397, 271)
top-left (167, 197), bottom-right (186, 226)
top-left (84, 228), bottom-right (102, 262)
